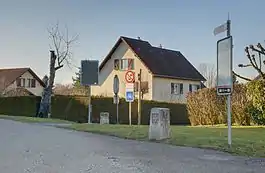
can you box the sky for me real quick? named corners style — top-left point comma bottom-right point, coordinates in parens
top-left (1, 0), bottom-right (265, 84)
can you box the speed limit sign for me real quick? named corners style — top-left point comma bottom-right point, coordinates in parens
top-left (125, 71), bottom-right (135, 83)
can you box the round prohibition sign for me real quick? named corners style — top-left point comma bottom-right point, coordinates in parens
top-left (125, 70), bottom-right (135, 83)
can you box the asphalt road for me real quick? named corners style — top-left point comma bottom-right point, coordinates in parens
top-left (0, 119), bottom-right (264, 173)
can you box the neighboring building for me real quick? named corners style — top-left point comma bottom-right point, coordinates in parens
top-left (91, 36), bottom-right (206, 103)
top-left (0, 68), bottom-right (45, 96)
top-left (254, 74), bottom-right (264, 80)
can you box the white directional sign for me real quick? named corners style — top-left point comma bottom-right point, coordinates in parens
top-left (217, 36), bottom-right (233, 95)
top-left (214, 22), bottom-right (228, 36)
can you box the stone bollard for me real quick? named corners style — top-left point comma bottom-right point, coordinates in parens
top-left (149, 108), bottom-right (170, 140)
top-left (100, 112), bottom-right (110, 124)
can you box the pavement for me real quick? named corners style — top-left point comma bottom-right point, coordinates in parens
top-left (0, 119), bottom-right (264, 173)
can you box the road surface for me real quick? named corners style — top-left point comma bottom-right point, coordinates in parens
top-left (0, 119), bottom-right (264, 173)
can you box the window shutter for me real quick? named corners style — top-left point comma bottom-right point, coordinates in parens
top-left (114, 59), bottom-right (120, 70)
top-left (189, 84), bottom-right (192, 92)
top-left (171, 83), bottom-right (174, 94)
top-left (180, 83), bottom-right (183, 94)
top-left (128, 59), bottom-right (134, 70)
top-left (31, 79), bottom-right (36, 88)
top-left (16, 78), bottom-right (21, 87)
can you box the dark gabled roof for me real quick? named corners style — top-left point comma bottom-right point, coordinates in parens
top-left (0, 68), bottom-right (46, 89)
top-left (99, 36), bottom-right (206, 81)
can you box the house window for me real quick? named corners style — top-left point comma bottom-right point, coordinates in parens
top-left (189, 84), bottom-right (200, 92)
top-left (21, 78), bottom-right (26, 87)
top-left (120, 59), bottom-right (134, 70)
top-left (27, 79), bottom-right (31, 87)
top-left (114, 59), bottom-right (120, 70)
top-left (31, 79), bottom-right (36, 88)
top-left (16, 78), bottom-right (21, 87)
top-left (171, 83), bottom-right (183, 95)
top-left (134, 81), bottom-right (149, 93)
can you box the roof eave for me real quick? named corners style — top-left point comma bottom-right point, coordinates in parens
top-left (153, 74), bottom-right (206, 81)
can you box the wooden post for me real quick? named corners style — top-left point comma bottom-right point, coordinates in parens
top-left (138, 69), bottom-right (142, 125)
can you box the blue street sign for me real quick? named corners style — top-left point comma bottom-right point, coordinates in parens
top-left (126, 91), bottom-right (134, 102)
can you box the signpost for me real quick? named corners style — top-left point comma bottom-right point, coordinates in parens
top-left (113, 75), bottom-right (119, 124)
top-left (80, 60), bottom-right (99, 124)
top-left (125, 82), bottom-right (134, 126)
top-left (214, 19), bottom-right (233, 148)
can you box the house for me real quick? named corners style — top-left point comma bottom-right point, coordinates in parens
top-left (91, 36), bottom-right (206, 103)
top-left (0, 68), bottom-right (45, 96)
top-left (253, 74), bottom-right (264, 80)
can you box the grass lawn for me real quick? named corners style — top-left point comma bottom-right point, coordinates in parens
top-left (0, 115), bottom-right (74, 124)
top-left (67, 123), bottom-right (265, 157)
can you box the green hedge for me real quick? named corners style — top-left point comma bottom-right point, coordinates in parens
top-left (0, 96), bottom-right (189, 125)
top-left (187, 84), bottom-right (253, 126)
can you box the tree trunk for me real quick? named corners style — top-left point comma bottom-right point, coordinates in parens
top-left (38, 51), bottom-right (56, 118)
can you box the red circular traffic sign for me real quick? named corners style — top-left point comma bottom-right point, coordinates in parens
top-left (125, 71), bottom-right (135, 83)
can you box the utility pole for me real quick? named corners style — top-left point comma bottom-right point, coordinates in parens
top-left (137, 69), bottom-right (142, 125)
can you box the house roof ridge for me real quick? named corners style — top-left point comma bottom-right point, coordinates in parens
top-left (0, 67), bottom-right (30, 71)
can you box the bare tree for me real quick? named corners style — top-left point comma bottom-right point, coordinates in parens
top-left (37, 23), bottom-right (78, 118)
top-left (198, 63), bottom-right (216, 88)
top-left (233, 43), bottom-right (265, 81)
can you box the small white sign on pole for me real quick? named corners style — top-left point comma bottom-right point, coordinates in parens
top-left (125, 83), bottom-right (134, 102)
top-left (217, 36), bottom-right (233, 96)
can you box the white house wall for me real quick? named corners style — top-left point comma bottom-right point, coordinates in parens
top-left (91, 41), bottom-right (153, 100)
top-left (6, 71), bottom-right (44, 96)
top-left (152, 77), bottom-right (201, 103)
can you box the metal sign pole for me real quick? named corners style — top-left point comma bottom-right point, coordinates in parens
top-left (226, 19), bottom-right (232, 148)
top-left (113, 75), bottom-right (120, 124)
top-left (88, 85), bottom-right (92, 124)
top-left (129, 101), bottom-right (132, 125)
top-left (116, 95), bottom-right (119, 124)
top-left (214, 17), bottom-right (233, 148)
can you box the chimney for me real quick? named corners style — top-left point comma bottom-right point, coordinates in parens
top-left (137, 37), bottom-right (141, 40)
top-left (159, 44), bottom-right (162, 48)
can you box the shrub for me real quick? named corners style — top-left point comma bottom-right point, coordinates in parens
top-left (187, 84), bottom-right (251, 126)
top-left (246, 80), bottom-right (265, 125)
top-left (187, 88), bottom-right (225, 126)
top-left (245, 103), bottom-right (265, 125)
top-left (231, 84), bottom-right (251, 125)
top-left (0, 96), bottom-right (189, 125)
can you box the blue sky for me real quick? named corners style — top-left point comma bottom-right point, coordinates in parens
top-left (1, 0), bottom-right (264, 84)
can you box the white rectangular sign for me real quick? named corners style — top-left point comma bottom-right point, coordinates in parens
top-left (214, 23), bottom-right (228, 36)
top-left (125, 83), bottom-right (134, 91)
top-left (217, 36), bottom-right (233, 95)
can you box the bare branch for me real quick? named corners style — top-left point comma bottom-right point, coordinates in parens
top-left (245, 47), bottom-right (258, 69)
top-left (198, 63), bottom-right (216, 88)
top-left (48, 22), bottom-right (78, 70)
top-left (251, 54), bottom-right (258, 68)
top-left (232, 71), bottom-right (251, 82)
top-left (247, 45), bottom-right (265, 79)
top-left (55, 65), bottom-right (64, 71)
